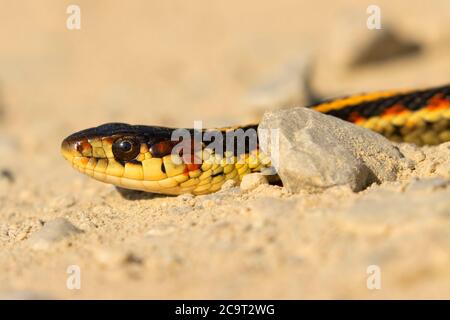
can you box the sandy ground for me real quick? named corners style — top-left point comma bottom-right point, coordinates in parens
top-left (0, 0), bottom-right (449, 299)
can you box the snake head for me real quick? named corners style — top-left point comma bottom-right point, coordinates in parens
top-left (60, 123), bottom-right (208, 195)
top-left (61, 122), bottom-right (267, 195)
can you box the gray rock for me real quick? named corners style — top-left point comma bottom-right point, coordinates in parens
top-left (26, 218), bottom-right (83, 250)
top-left (240, 173), bottom-right (268, 192)
top-left (258, 107), bottom-right (403, 192)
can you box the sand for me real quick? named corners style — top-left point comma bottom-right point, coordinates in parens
top-left (0, 0), bottom-right (449, 299)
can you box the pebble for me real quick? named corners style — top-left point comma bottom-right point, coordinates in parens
top-left (258, 107), bottom-right (403, 192)
top-left (220, 179), bottom-right (237, 191)
top-left (240, 173), bottom-right (269, 192)
top-left (177, 193), bottom-right (194, 201)
top-left (26, 218), bottom-right (83, 250)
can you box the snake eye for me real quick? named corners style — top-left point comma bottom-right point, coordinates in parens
top-left (112, 137), bottom-right (140, 161)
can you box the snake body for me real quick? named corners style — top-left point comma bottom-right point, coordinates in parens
top-left (61, 84), bottom-right (450, 195)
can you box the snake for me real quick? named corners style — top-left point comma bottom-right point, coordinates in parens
top-left (61, 84), bottom-right (450, 195)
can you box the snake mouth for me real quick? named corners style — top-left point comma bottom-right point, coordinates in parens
top-left (60, 131), bottom-right (111, 177)
top-left (61, 139), bottom-right (81, 163)
top-left (60, 137), bottom-right (94, 177)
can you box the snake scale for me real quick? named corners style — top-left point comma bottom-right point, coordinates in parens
top-left (61, 84), bottom-right (450, 195)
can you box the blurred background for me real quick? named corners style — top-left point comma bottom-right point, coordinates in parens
top-left (0, 0), bottom-right (450, 299)
top-left (1, 0), bottom-right (449, 155)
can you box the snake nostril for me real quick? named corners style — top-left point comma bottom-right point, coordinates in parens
top-left (61, 138), bottom-right (87, 160)
top-left (75, 142), bottom-right (83, 154)
top-left (73, 140), bottom-right (93, 157)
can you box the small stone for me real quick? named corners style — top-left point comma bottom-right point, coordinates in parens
top-left (220, 179), bottom-right (237, 191)
top-left (258, 107), bottom-right (403, 192)
top-left (240, 173), bottom-right (269, 191)
top-left (26, 218), bottom-right (83, 250)
top-left (177, 193), bottom-right (194, 201)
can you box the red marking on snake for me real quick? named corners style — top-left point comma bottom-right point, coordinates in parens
top-left (182, 154), bottom-right (202, 175)
top-left (348, 111), bottom-right (366, 124)
top-left (382, 104), bottom-right (409, 116)
top-left (426, 94), bottom-right (450, 111)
